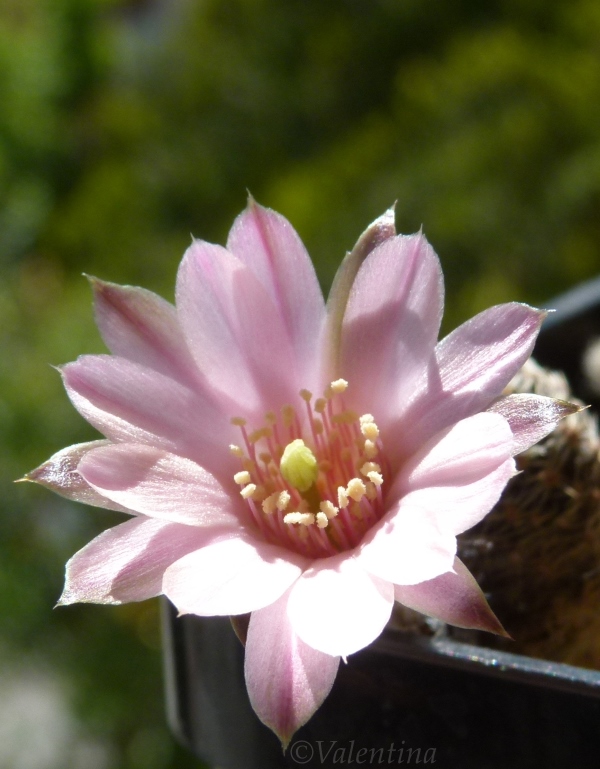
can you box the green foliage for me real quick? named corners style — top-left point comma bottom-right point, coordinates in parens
top-left (2, 0), bottom-right (600, 766)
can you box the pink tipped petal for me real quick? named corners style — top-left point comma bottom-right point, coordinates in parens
top-left (176, 240), bottom-right (299, 416)
top-left (358, 504), bottom-right (457, 586)
top-left (78, 443), bottom-right (241, 528)
top-left (227, 198), bottom-right (325, 391)
top-left (394, 412), bottom-right (514, 496)
top-left (24, 441), bottom-right (132, 513)
top-left (163, 536), bottom-right (307, 616)
top-left (245, 589), bottom-right (340, 748)
top-left (394, 557), bottom-right (508, 636)
top-left (90, 278), bottom-right (199, 386)
top-left (402, 458), bottom-right (517, 536)
top-left (59, 517), bottom-right (221, 605)
top-left (396, 303), bottom-right (545, 458)
top-left (487, 394), bottom-right (582, 455)
top-left (325, 206), bottom-right (396, 378)
top-left (288, 554), bottom-right (394, 657)
top-left (62, 355), bottom-right (236, 478)
top-left (340, 233), bottom-right (443, 425)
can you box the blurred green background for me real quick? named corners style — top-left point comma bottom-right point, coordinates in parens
top-left (2, 0), bottom-right (600, 766)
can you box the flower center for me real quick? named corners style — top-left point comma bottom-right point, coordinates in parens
top-left (229, 379), bottom-right (387, 558)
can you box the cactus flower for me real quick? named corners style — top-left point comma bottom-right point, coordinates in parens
top-left (27, 199), bottom-right (577, 746)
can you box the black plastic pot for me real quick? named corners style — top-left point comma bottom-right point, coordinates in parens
top-left (162, 604), bottom-right (600, 769)
top-left (162, 277), bottom-right (600, 769)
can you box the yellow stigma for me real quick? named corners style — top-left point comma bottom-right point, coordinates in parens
top-left (280, 439), bottom-right (318, 492)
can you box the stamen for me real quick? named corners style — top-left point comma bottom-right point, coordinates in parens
top-left (240, 483), bottom-right (257, 499)
top-left (277, 490), bottom-right (291, 511)
top-left (320, 500), bottom-right (338, 519)
top-left (231, 417), bottom-right (247, 427)
top-left (338, 486), bottom-right (349, 508)
top-left (262, 492), bottom-right (279, 515)
top-left (367, 471), bottom-right (383, 486)
top-left (363, 439), bottom-right (378, 458)
top-left (347, 478), bottom-right (367, 502)
top-left (360, 462), bottom-right (381, 477)
top-left (300, 389), bottom-right (312, 402)
top-left (284, 512), bottom-right (316, 526)
top-left (330, 378), bottom-right (348, 394)
top-left (234, 470), bottom-right (251, 485)
top-left (314, 397), bottom-right (327, 414)
top-left (229, 444), bottom-right (244, 457)
top-left (316, 512), bottom-right (329, 528)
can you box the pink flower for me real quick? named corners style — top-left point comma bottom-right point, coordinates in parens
top-left (28, 200), bottom-right (575, 746)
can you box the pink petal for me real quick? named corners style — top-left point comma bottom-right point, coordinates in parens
top-left (176, 240), bottom-right (300, 418)
top-left (163, 536), bottom-right (307, 616)
top-left (78, 443), bottom-right (241, 528)
top-left (487, 393), bottom-right (581, 455)
top-left (401, 458), bottom-right (517, 536)
top-left (245, 588), bottom-right (340, 748)
top-left (59, 516), bottom-right (220, 605)
top-left (340, 233), bottom-right (443, 427)
top-left (62, 355), bottom-right (237, 480)
top-left (393, 412), bottom-right (514, 497)
top-left (393, 557), bottom-right (507, 635)
top-left (24, 441), bottom-right (132, 513)
top-left (357, 503), bottom-right (457, 586)
top-left (395, 303), bottom-right (545, 459)
top-left (90, 278), bottom-right (200, 386)
top-left (287, 553), bottom-right (394, 657)
top-left (324, 206), bottom-right (396, 379)
top-left (227, 198), bottom-right (326, 393)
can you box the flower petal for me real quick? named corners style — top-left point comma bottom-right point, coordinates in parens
top-left (176, 240), bottom-right (300, 417)
top-left (62, 355), bottom-right (237, 479)
top-left (163, 536), bottom-right (307, 616)
top-left (357, 503), bottom-right (457, 586)
top-left (401, 458), bottom-right (517, 536)
top-left (90, 278), bottom-right (200, 386)
top-left (487, 393), bottom-right (582, 455)
top-left (245, 588), bottom-right (340, 749)
top-left (288, 553), bottom-right (394, 657)
top-left (393, 557), bottom-right (508, 636)
top-left (395, 303), bottom-right (545, 459)
top-left (24, 441), bottom-right (132, 513)
top-left (59, 516), bottom-right (220, 605)
top-left (325, 206), bottom-right (396, 378)
top-left (78, 443), bottom-right (241, 528)
top-left (340, 233), bottom-right (443, 426)
top-left (394, 412), bottom-right (514, 496)
top-left (227, 198), bottom-right (326, 392)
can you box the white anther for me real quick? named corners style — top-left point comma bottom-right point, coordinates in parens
top-left (367, 471), bottom-right (383, 486)
top-left (234, 470), bottom-right (251, 485)
top-left (240, 483), bottom-right (257, 499)
top-left (346, 477), bottom-right (367, 502)
top-left (362, 423), bottom-right (379, 441)
top-left (277, 490), bottom-right (291, 511)
top-left (359, 413), bottom-right (374, 426)
top-left (229, 444), bottom-right (244, 457)
top-left (316, 512), bottom-right (329, 528)
top-left (363, 439), bottom-right (378, 458)
top-left (337, 486), bottom-right (349, 509)
top-left (360, 462), bottom-right (381, 477)
top-left (284, 512), bottom-right (315, 526)
top-left (262, 492), bottom-right (279, 515)
top-left (320, 500), bottom-right (339, 519)
top-left (330, 379), bottom-right (348, 394)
